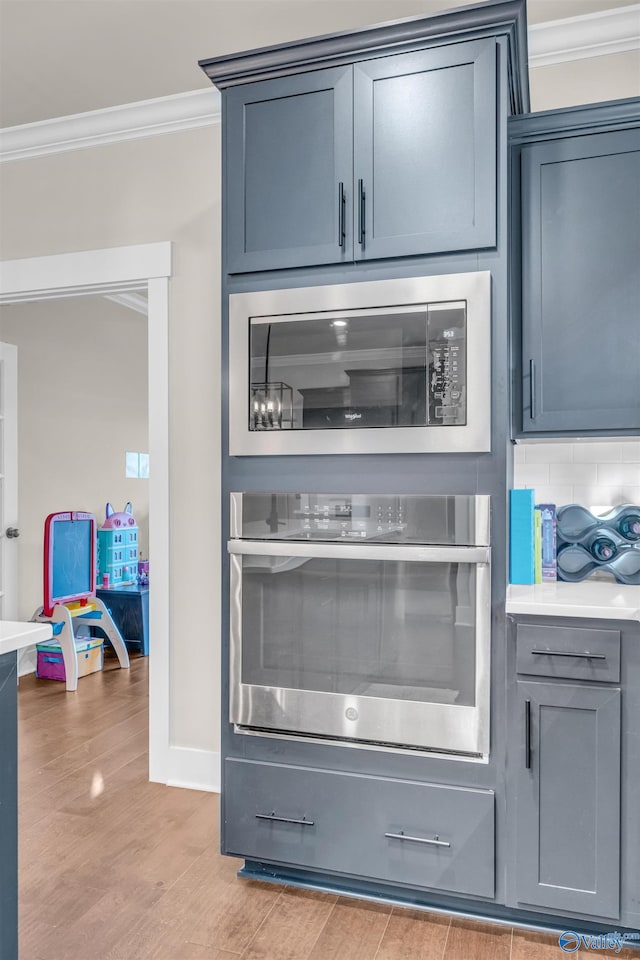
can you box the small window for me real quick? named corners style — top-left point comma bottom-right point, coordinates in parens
top-left (126, 452), bottom-right (150, 479)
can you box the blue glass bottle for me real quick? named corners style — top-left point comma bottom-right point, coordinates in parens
top-left (616, 508), bottom-right (640, 542)
top-left (587, 532), bottom-right (618, 562)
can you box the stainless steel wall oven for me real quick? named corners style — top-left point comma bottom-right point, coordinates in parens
top-left (228, 272), bottom-right (491, 456)
top-left (229, 493), bottom-right (491, 757)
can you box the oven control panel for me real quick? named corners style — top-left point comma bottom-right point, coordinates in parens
top-left (231, 493), bottom-right (490, 546)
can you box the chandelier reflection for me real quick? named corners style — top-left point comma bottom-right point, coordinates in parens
top-left (250, 381), bottom-right (294, 430)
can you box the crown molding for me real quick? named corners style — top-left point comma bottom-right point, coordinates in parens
top-left (104, 291), bottom-right (148, 315)
top-left (0, 6), bottom-right (638, 164)
top-left (0, 87), bottom-right (220, 164)
top-left (528, 4), bottom-right (640, 68)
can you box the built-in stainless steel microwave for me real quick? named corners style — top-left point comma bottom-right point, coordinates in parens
top-left (229, 272), bottom-right (491, 456)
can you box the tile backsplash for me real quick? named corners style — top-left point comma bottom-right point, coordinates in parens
top-left (514, 440), bottom-right (640, 512)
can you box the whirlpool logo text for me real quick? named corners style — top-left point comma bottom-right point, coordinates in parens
top-left (559, 930), bottom-right (640, 953)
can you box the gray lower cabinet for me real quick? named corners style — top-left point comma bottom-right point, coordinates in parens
top-left (513, 679), bottom-right (621, 919)
top-left (224, 37), bottom-right (497, 273)
top-left (0, 652), bottom-right (18, 960)
top-left (512, 102), bottom-right (640, 436)
top-left (225, 758), bottom-right (495, 899)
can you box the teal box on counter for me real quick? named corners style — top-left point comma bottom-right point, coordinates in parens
top-left (509, 489), bottom-right (535, 584)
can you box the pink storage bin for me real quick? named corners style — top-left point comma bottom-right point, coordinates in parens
top-left (36, 637), bottom-right (104, 681)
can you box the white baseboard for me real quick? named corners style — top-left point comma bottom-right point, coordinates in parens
top-left (18, 644), bottom-right (37, 677)
top-left (166, 745), bottom-right (221, 793)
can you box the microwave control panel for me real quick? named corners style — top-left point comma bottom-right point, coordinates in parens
top-left (427, 305), bottom-right (467, 427)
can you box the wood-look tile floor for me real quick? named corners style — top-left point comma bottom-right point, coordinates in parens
top-left (18, 654), bottom-right (621, 960)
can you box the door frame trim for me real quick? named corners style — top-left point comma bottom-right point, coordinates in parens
top-left (0, 242), bottom-right (172, 784)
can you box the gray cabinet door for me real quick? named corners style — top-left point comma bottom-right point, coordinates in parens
top-left (521, 129), bottom-right (640, 434)
top-left (353, 38), bottom-right (496, 261)
top-left (0, 653), bottom-right (18, 960)
top-left (514, 680), bottom-right (621, 919)
top-left (225, 66), bottom-right (353, 273)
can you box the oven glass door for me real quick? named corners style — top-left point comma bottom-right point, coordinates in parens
top-left (229, 541), bottom-right (490, 755)
top-left (249, 303), bottom-right (466, 432)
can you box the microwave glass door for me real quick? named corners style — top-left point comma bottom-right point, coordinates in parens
top-left (249, 303), bottom-right (466, 432)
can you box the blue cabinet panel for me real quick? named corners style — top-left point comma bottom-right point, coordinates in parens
top-left (225, 758), bottom-right (495, 899)
top-left (520, 127), bottom-right (640, 434)
top-left (226, 66), bottom-right (353, 273)
top-left (353, 39), bottom-right (496, 260)
top-left (514, 680), bottom-right (620, 919)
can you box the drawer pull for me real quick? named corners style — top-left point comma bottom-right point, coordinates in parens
top-left (256, 811), bottom-right (315, 827)
top-left (531, 649), bottom-right (606, 660)
top-left (385, 830), bottom-right (451, 848)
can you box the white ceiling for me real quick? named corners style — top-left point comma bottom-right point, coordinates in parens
top-left (0, 0), bottom-right (638, 128)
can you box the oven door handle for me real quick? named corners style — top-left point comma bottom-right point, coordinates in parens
top-left (227, 540), bottom-right (490, 564)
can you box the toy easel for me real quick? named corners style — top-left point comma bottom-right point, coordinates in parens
top-left (32, 511), bottom-right (130, 691)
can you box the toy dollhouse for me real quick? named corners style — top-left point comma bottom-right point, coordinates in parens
top-left (97, 502), bottom-right (139, 587)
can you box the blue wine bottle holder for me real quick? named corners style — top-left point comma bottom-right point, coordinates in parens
top-left (556, 504), bottom-right (640, 585)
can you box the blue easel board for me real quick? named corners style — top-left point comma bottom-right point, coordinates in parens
top-left (51, 519), bottom-right (93, 599)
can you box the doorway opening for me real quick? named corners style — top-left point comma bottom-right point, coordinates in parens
top-left (0, 242), bottom-right (171, 783)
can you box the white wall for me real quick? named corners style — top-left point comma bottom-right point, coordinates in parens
top-left (530, 49), bottom-right (640, 111)
top-left (514, 441), bottom-right (640, 512)
top-left (0, 126), bottom-right (221, 757)
top-left (0, 295), bottom-right (149, 621)
top-left (0, 6), bottom-right (638, 782)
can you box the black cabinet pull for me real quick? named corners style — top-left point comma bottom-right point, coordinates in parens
top-left (256, 811), bottom-right (314, 826)
top-left (338, 181), bottom-right (345, 248)
top-left (529, 358), bottom-right (536, 420)
top-left (531, 649), bottom-right (606, 660)
top-left (358, 178), bottom-right (365, 246)
top-left (525, 699), bottom-right (531, 769)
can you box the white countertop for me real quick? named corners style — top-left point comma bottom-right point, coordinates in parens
top-left (506, 582), bottom-right (640, 622)
top-left (0, 620), bottom-right (53, 656)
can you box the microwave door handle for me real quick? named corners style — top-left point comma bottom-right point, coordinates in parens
top-left (227, 540), bottom-right (490, 565)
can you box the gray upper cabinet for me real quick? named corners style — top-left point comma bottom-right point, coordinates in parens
top-left (513, 679), bottom-right (621, 919)
top-left (224, 38), bottom-right (497, 273)
top-left (353, 39), bottom-right (496, 260)
top-left (515, 113), bottom-right (640, 435)
top-left (225, 66), bottom-right (353, 273)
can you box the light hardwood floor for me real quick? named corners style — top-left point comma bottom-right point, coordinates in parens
top-left (18, 655), bottom-right (618, 960)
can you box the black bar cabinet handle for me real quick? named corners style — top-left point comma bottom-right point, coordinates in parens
top-left (525, 699), bottom-right (531, 769)
top-left (531, 649), bottom-right (606, 660)
top-left (529, 358), bottom-right (536, 420)
top-left (358, 178), bottom-right (365, 245)
top-left (256, 811), bottom-right (315, 826)
top-left (338, 181), bottom-right (345, 248)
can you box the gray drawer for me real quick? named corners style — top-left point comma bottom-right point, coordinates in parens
top-left (516, 622), bottom-right (620, 683)
top-left (224, 758), bottom-right (495, 899)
